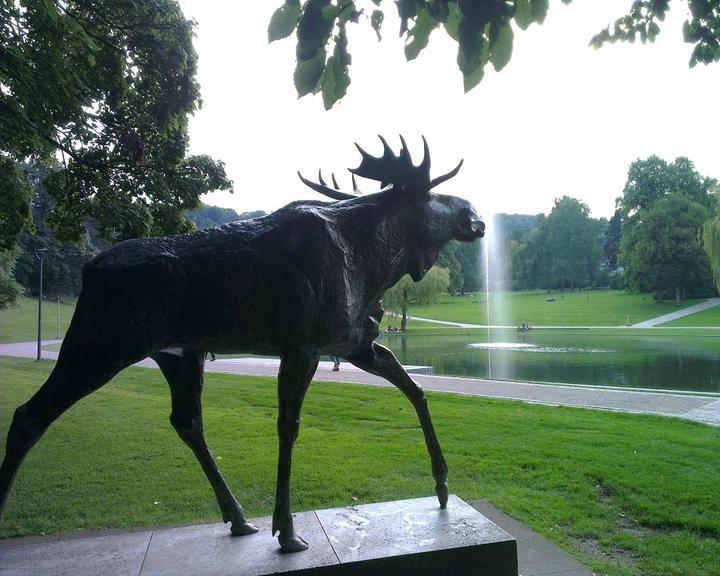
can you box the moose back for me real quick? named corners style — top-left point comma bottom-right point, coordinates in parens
top-left (0, 137), bottom-right (485, 552)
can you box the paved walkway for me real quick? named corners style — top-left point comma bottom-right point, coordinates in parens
top-left (2, 340), bottom-right (718, 427)
top-left (631, 297), bottom-right (720, 327)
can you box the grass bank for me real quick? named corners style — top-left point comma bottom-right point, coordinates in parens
top-left (661, 305), bottom-right (720, 327)
top-left (0, 296), bottom-right (76, 344)
top-left (404, 291), bottom-right (707, 327)
top-left (1, 358), bottom-right (717, 576)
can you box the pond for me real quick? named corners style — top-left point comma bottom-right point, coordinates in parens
top-left (380, 331), bottom-right (720, 394)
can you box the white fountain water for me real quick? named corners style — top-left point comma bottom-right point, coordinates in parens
top-left (480, 213), bottom-right (512, 380)
top-left (483, 230), bottom-right (493, 378)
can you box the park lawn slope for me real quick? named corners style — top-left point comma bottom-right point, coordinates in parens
top-left (661, 304), bottom-right (720, 327)
top-left (0, 358), bottom-right (718, 576)
top-left (405, 291), bottom-right (707, 326)
top-left (0, 296), bottom-right (76, 344)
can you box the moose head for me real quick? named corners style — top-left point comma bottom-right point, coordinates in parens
top-left (299, 135), bottom-right (484, 283)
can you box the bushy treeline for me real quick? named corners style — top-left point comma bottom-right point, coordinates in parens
top-left (433, 156), bottom-right (718, 302)
top-left (1, 169), bottom-right (264, 304)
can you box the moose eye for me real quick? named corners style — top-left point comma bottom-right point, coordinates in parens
top-left (460, 207), bottom-right (474, 222)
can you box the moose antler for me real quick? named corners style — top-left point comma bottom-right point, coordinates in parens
top-left (298, 136), bottom-right (463, 200)
top-left (297, 170), bottom-right (357, 201)
top-left (351, 135), bottom-right (463, 192)
top-left (350, 135), bottom-right (429, 190)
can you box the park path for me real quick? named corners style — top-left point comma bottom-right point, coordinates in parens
top-left (631, 296), bottom-right (720, 327)
top-left (404, 296), bottom-right (720, 329)
top-left (2, 339), bottom-right (718, 427)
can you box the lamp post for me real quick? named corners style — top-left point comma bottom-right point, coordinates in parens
top-left (36, 248), bottom-right (48, 361)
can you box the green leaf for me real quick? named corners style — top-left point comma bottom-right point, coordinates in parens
top-left (371, 9), bottom-right (384, 40)
top-left (490, 23), bottom-right (514, 71)
top-left (462, 64), bottom-right (484, 92)
top-left (514, 0), bottom-right (533, 30)
top-left (294, 48), bottom-right (327, 97)
top-left (682, 20), bottom-right (696, 43)
top-left (457, 31), bottom-right (488, 92)
top-left (457, 25), bottom-right (489, 74)
top-left (647, 21), bottom-right (660, 42)
top-left (296, 1), bottom-right (338, 60)
top-left (396, 0), bottom-right (420, 35)
top-left (268, 3), bottom-right (302, 43)
top-left (337, 0), bottom-right (361, 25)
top-left (404, 8), bottom-right (436, 61)
top-left (444, 5), bottom-right (460, 41)
top-left (530, 0), bottom-right (549, 24)
top-left (321, 25), bottom-right (351, 109)
top-left (321, 53), bottom-right (351, 109)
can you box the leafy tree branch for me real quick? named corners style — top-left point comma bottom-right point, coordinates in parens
top-left (270, 0), bottom-right (720, 108)
top-left (1, 0), bottom-right (232, 249)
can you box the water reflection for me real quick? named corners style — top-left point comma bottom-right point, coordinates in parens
top-left (383, 332), bottom-right (720, 393)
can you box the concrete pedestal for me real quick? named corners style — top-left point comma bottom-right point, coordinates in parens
top-left (0, 495), bottom-right (517, 576)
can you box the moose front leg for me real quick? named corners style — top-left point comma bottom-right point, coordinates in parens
top-left (272, 349), bottom-right (319, 552)
top-left (346, 342), bottom-right (449, 508)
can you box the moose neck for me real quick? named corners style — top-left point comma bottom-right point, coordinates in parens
top-left (332, 191), bottom-right (446, 304)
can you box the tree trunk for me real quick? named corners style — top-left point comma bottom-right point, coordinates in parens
top-left (401, 290), bottom-right (408, 332)
top-left (676, 287), bottom-right (681, 304)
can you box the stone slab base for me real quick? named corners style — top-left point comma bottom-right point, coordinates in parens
top-left (0, 495), bottom-right (517, 576)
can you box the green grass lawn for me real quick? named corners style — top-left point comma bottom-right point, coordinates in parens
top-left (1, 358), bottom-right (718, 576)
top-left (1, 292), bottom-right (714, 346)
top-left (405, 291), bottom-right (707, 327)
top-left (0, 296), bottom-right (76, 344)
top-left (661, 305), bottom-right (720, 327)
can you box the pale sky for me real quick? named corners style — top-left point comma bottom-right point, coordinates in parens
top-left (178, 1), bottom-right (719, 220)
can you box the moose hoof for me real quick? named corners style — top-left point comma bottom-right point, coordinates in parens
top-left (230, 520), bottom-right (259, 536)
top-left (278, 531), bottom-right (309, 553)
top-left (436, 481), bottom-right (449, 509)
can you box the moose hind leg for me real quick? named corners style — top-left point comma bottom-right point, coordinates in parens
top-left (1, 345), bottom-right (127, 516)
top-left (153, 350), bottom-right (258, 536)
top-left (272, 350), bottom-right (319, 552)
top-left (346, 342), bottom-right (449, 508)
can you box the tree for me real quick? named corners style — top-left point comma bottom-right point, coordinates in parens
top-left (603, 209), bottom-right (623, 270)
top-left (456, 238), bottom-right (482, 293)
top-left (513, 197), bottom-right (603, 290)
top-left (704, 215), bottom-right (720, 293)
top-left (13, 166), bottom-right (98, 298)
top-left (701, 178), bottom-right (720, 293)
top-left (0, 158), bottom-right (34, 251)
top-left (0, 157), bottom-right (33, 307)
top-left (270, 0), bottom-right (720, 109)
top-left (618, 156), bottom-right (717, 217)
top-left (1, 0), bottom-right (232, 249)
top-left (620, 194), bottom-right (714, 301)
top-left (0, 248), bottom-right (22, 309)
top-left (383, 266), bottom-right (450, 331)
top-left (617, 156), bottom-right (717, 300)
top-left (437, 240), bottom-right (463, 294)
top-left (187, 206), bottom-right (267, 230)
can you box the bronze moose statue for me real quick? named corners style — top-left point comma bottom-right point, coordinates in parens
top-left (0, 137), bottom-right (484, 552)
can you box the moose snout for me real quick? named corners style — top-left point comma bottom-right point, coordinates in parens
top-left (472, 219), bottom-right (485, 238)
